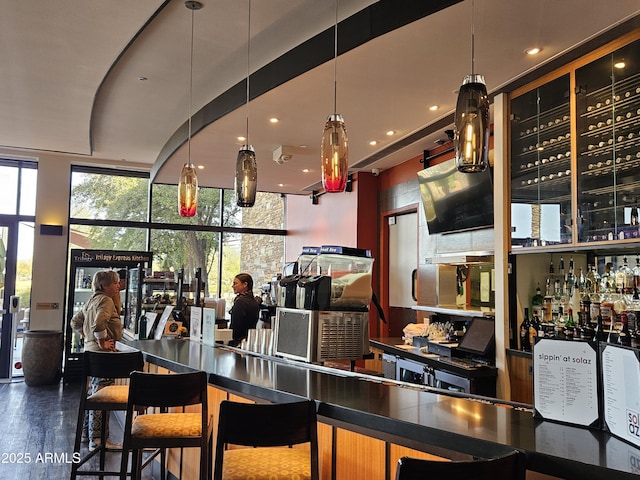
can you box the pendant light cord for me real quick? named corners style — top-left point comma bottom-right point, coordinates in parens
top-left (333, 0), bottom-right (338, 114)
top-left (246, 0), bottom-right (251, 142)
top-left (471, 0), bottom-right (475, 76)
top-left (188, 4), bottom-right (195, 164)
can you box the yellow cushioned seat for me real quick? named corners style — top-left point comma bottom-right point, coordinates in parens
top-left (87, 384), bottom-right (130, 404)
top-left (131, 412), bottom-right (202, 438)
top-left (221, 446), bottom-right (312, 480)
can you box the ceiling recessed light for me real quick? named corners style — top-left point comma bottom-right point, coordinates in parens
top-left (614, 61), bottom-right (626, 69)
top-left (137, 76), bottom-right (148, 81)
top-left (525, 47), bottom-right (541, 55)
top-left (269, 117), bottom-right (279, 124)
top-left (237, 136), bottom-right (246, 142)
top-left (197, 165), bottom-right (204, 169)
top-left (369, 140), bottom-right (378, 146)
top-left (386, 130), bottom-right (395, 136)
top-left (278, 183), bottom-right (284, 187)
top-left (429, 105), bottom-right (438, 111)
top-left (302, 168), bottom-right (310, 173)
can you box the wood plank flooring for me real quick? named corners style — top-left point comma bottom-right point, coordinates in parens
top-left (0, 379), bottom-right (154, 479)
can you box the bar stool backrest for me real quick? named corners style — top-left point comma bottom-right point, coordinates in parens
top-left (83, 350), bottom-right (145, 380)
top-left (126, 370), bottom-right (208, 409)
top-left (395, 451), bottom-right (527, 480)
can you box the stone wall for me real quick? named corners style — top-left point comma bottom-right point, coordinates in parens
top-left (239, 192), bottom-right (286, 290)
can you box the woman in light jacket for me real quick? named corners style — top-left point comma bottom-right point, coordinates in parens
top-left (70, 270), bottom-right (123, 450)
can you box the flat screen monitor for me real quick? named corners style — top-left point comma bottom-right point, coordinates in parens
top-left (417, 158), bottom-right (494, 235)
top-left (457, 316), bottom-right (495, 356)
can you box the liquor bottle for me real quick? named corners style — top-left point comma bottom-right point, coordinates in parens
top-left (616, 257), bottom-right (634, 294)
top-left (617, 312), bottom-right (631, 346)
top-left (593, 309), bottom-right (605, 342)
top-left (533, 311), bottom-right (544, 338)
top-left (632, 205), bottom-right (639, 226)
top-left (566, 257), bottom-right (575, 292)
top-left (585, 264), bottom-right (600, 294)
top-left (530, 310), bottom-right (541, 348)
top-left (531, 283), bottom-right (544, 319)
top-left (579, 311), bottom-right (594, 340)
top-left (520, 307), bottom-right (532, 352)
top-left (634, 257), bottom-right (640, 290)
top-left (564, 308), bottom-right (576, 340)
top-left (554, 307), bottom-right (566, 339)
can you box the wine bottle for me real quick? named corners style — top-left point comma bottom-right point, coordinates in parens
top-left (618, 312), bottom-right (631, 346)
top-left (520, 308), bottom-right (532, 352)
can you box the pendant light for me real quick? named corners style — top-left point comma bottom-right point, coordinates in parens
top-left (235, 0), bottom-right (257, 207)
top-left (178, 0), bottom-right (202, 217)
top-left (321, 0), bottom-right (348, 193)
top-left (454, 0), bottom-right (489, 173)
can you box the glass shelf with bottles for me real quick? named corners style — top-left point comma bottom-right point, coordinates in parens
top-left (510, 74), bottom-right (573, 248)
top-left (576, 38), bottom-right (640, 243)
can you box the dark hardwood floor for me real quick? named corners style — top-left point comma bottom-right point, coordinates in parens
top-left (0, 379), bottom-right (154, 479)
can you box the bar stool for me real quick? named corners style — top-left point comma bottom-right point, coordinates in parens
top-left (214, 399), bottom-right (319, 480)
top-left (119, 370), bottom-right (213, 480)
top-left (395, 450), bottom-right (527, 480)
top-left (71, 349), bottom-right (145, 479)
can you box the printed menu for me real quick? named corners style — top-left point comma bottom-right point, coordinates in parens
top-left (533, 338), bottom-right (600, 427)
top-left (601, 343), bottom-right (640, 448)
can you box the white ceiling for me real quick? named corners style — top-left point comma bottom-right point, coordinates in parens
top-left (1, 0), bottom-right (639, 195)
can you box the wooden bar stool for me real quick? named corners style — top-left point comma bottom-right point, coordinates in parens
top-left (214, 399), bottom-right (319, 480)
top-left (71, 349), bottom-right (145, 479)
top-left (119, 370), bottom-right (213, 480)
top-left (395, 450), bottom-right (527, 480)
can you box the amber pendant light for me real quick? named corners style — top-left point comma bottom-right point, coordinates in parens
top-left (235, 0), bottom-right (258, 207)
top-left (178, 1), bottom-right (202, 217)
top-left (454, 0), bottom-right (489, 173)
top-left (321, 0), bottom-right (348, 193)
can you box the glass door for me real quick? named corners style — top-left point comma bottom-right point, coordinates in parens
top-left (0, 222), bottom-right (18, 380)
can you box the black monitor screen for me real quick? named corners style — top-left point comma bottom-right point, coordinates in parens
top-left (457, 317), bottom-right (495, 356)
top-left (417, 158), bottom-right (494, 235)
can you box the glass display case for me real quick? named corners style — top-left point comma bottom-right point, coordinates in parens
top-left (575, 38), bottom-right (640, 242)
top-left (510, 74), bottom-right (573, 248)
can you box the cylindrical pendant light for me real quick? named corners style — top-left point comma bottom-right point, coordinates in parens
top-left (178, 0), bottom-right (202, 217)
top-left (235, 0), bottom-right (257, 207)
top-left (321, 114), bottom-right (348, 192)
top-left (235, 145), bottom-right (257, 207)
top-left (321, 0), bottom-right (348, 193)
top-left (454, 74), bottom-right (489, 173)
top-left (454, 0), bottom-right (489, 173)
top-left (178, 162), bottom-right (198, 217)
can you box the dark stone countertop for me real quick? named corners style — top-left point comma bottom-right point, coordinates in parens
top-left (121, 338), bottom-right (640, 480)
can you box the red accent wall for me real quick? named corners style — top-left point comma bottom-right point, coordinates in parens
top-left (285, 172), bottom-right (378, 262)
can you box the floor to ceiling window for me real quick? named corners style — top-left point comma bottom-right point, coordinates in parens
top-left (68, 166), bottom-right (285, 317)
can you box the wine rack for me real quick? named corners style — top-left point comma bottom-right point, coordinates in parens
top-left (510, 74), bottom-right (573, 247)
top-left (576, 37), bottom-right (640, 242)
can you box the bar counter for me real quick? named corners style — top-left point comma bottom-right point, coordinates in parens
top-left (122, 338), bottom-right (640, 480)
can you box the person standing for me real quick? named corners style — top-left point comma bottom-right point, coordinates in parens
top-left (229, 273), bottom-right (260, 347)
top-left (70, 270), bottom-right (123, 450)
